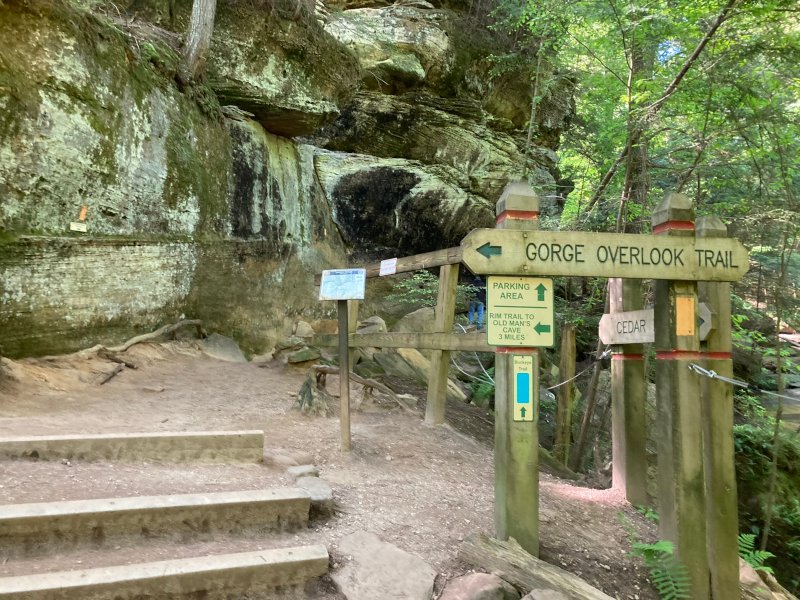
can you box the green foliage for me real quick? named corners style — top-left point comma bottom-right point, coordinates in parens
top-left (734, 421), bottom-right (800, 592)
top-left (619, 513), bottom-right (690, 600)
top-left (470, 367), bottom-right (496, 409)
top-left (384, 271), bottom-right (477, 310)
top-left (630, 540), bottom-right (691, 600)
top-left (738, 533), bottom-right (775, 574)
top-left (636, 505), bottom-right (659, 524)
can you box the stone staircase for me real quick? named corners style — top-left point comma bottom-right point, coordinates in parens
top-left (0, 431), bottom-right (330, 599)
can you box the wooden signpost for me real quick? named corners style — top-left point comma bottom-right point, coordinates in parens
top-left (319, 268), bottom-right (366, 452)
top-left (461, 228), bottom-right (748, 281)
top-left (652, 193), bottom-right (710, 598)
top-left (492, 182), bottom-right (543, 558)
top-left (697, 216), bottom-right (740, 600)
top-left (317, 183), bottom-right (747, 599)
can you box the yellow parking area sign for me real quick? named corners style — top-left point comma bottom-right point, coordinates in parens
top-left (487, 276), bottom-right (555, 347)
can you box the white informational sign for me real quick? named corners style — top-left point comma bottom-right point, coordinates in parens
top-left (379, 258), bottom-right (398, 277)
top-left (599, 309), bottom-right (655, 345)
top-left (319, 269), bottom-right (366, 301)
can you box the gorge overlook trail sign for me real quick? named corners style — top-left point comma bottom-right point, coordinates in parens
top-left (461, 229), bottom-right (748, 282)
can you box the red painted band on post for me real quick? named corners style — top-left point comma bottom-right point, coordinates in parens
top-left (612, 353), bottom-right (645, 360)
top-left (496, 210), bottom-right (539, 225)
top-left (701, 352), bottom-right (733, 360)
top-left (495, 347), bottom-right (538, 355)
top-left (652, 221), bottom-right (695, 234)
top-left (655, 351), bottom-right (702, 360)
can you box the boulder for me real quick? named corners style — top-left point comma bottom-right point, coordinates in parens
top-left (522, 592), bottom-right (568, 600)
top-left (264, 448), bottom-right (315, 468)
top-left (287, 346), bottom-right (322, 363)
top-left (287, 464), bottom-right (319, 479)
top-left (295, 475), bottom-right (335, 516)
top-left (332, 531), bottom-right (437, 600)
top-left (440, 572), bottom-right (520, 600)
top-left (394, 307), bottom-right (437, 334)
top-left (357, 315), bottom-right (388, 334)
top-left (314, 149), bottom-right (494, 255)
top-left (394, 347), bottom-right (467, 402)
top-left (325, 5), bottom-right (451, 92)
top-left (353, 359), bottom-right (386, 379)
top-left (311, 319), bottom-right (340, 335)
top-left (200, 333), bottom-right (248, 362)
top-left (740, 558), bottom-right (800, 600)
top-left (295, 320), bottom-right (316, 338)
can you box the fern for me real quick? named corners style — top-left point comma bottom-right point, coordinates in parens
top-left (738, 533), bottom-right (775, 574)
top-left (631, 540), bottom-right (691, 600)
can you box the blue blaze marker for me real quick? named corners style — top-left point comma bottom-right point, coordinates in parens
top-left (516, 373), bottom-right (530, 404)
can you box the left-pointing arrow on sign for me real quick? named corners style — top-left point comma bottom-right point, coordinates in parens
top-left (477, 242), bottom-right (502, 259)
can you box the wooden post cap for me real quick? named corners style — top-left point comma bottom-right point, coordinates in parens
top-left (696, 216), bottom-right (728, 238)
top-left (652, 192), bottom-right (695, 232)
top-left (496, 181), bottom-right (540, 216)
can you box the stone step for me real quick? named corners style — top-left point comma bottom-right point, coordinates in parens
top-left (0, 488), bottom-right (311, 559)
top-left (0, 430), bottom-right (264, 463)
top-left (0, 545), bottom-right (329, 599)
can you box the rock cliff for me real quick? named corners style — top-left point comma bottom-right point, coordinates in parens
top-left (0, 0), bottom-right (574, 356)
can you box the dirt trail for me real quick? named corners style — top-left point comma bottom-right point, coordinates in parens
top-left (0, 342), bottom-right (657, 599)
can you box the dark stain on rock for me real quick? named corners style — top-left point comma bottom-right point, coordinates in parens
top-left (229, 127), bottom-right (258, 238)
top-left (331, 167), bottom-right (420, 251)
top-left (396, 190), bottom-right (450, 253)
top-left (228, 126), bottom-right (288, 255)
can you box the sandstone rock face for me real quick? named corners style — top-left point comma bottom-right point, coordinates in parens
top-left (0, 0), bottom-right (346, 357)
top-left (315, 92), bottom-right (542, 199)
top-left (325, 5), bottom-right (451, 93)
top-left (206, 2), bottom-right (362, 137)
top-left (0, 0), bottom-right (230, 237)
top-left (0, 0), bottom-right (573, 358)
top-left (314, 150), bottom-right (494, 255)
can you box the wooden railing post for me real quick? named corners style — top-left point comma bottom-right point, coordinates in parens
top-left (554, 323), bottom-right (576, 465)
top-left (652, 192), bottom-right (709, 598)
top-left (425, 264), bottom-right (459, 425)
top-left (494, 182), bottom-right (540, 556)
top-left (697, 216), bottom-right (740, 600)
top-left (609, 278), bottom-right (648, 506)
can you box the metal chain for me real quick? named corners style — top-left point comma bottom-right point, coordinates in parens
top-left (688, 363), bottom-right (800, 403)
top-left (546, 348), bottom-right (612, 391)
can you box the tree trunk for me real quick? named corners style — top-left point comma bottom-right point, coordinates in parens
top-left (458, 533), bottom-right (615, 600)
top-left (181, 0), bottom-right (217, 82)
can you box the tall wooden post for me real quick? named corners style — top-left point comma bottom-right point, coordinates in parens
top-left (425, 264), bottom-right (459, 425)
top-left (554, 324), bottom-right (576, 465)
top-left (697, 216), bottom-right (740, 600)
top-left (338, 300), bottom-right (352, 452)
top-left (652, 192), bottom-right (709, 598)
top-left (347, 300), bottom-right (360, 367)
top-left (609, 278), bottom-right (648, 506)
top-left (494, 182), bottom-right (540, 556)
